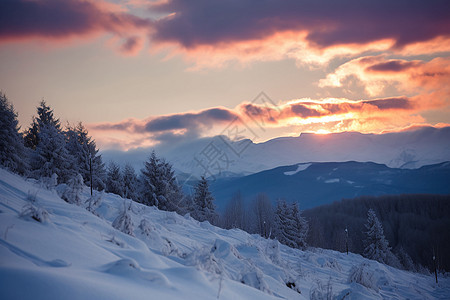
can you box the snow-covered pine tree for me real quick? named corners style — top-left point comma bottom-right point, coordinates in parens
top-left (140, 151), bottom-right (182, 211)
top-left (112, 201), bottom-right (134, 236)
top-left (192, 176), bottom-right (218, 224)
top-left (65, 122), bottom-right (106, 190)
top-left (122, 163), bottom-right (138, 201)
top-left (24, 100), bottom-right (61, 149)
top-left (30, 123), bottom-right (73, 183)
top-left (274, 200), bottom-right (308, 249)
top-left (106, 161), bottom-right (123, 196)
top-left (291, 202), bottom-right (309, 249)
top-left (26, 101), bottom-right (75, 183)
top-left (363, 209), bottom-right (394, 264)
top-left (0, 92), bottom-right (28, 174)
top-left (61, 173), bottom-right (84, 205)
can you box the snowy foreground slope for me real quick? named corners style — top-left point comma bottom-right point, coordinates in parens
top-left (0, 169), bottom-right (448, 300)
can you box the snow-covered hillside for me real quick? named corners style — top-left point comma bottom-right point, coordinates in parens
top-left (0, 169), bottom-right (448, 300)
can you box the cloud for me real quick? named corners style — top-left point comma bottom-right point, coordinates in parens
top-left (144, 108), bottom-right (237, 132)
top-left (88, 107), bottom-right (238, 150)
top-left (2, 0), bottom-right (448, 66)
top-left (0, 0), bottom-right (151, 53)
top-left (151, 0), bottom-right (449, 49)
top-left (147, 0), bottom-right (450, 67)
top-left (89, 94), bottom-right (447, 150)
top-left (319, 56), bottom-right (450, 96)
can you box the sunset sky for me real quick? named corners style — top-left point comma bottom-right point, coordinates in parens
top-left (1, 0), bottom-right (449, 150)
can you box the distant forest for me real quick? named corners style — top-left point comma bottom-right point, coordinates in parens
top-left (303, 194), bottom-right (450, 272)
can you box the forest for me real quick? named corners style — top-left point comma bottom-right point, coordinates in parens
top-left (303, 194), bottom-right (450, 272)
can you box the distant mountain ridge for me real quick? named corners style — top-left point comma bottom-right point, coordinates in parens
top-left (208, 161), bottom-right (450, 211)
top-left (102, 126), bottom-right (450, 178)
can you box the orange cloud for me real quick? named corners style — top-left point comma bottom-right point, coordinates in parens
top-left (88, 94), bottom-right (447, 150)
top-left (319, 56), bottom-right (450, 96)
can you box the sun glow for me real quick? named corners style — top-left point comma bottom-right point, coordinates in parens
top-left (315, 129), bottom-right (331, 134)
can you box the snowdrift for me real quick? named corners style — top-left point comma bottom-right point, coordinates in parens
top-left (0, 169), bottom-right (448, 299)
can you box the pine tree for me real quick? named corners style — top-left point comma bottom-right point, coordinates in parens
top-left (65, 122), bottom-right (106, 190)
top-left (0, 92), bottom-right (28, 174)
top-left (106, 161), bottom-right (123, 196)
top-left (24, 100), bottom-right (61, 149)
top-left (122, 163), bottom-right (138, 201)
top-left (30, 123), bottom-right (73, 183)
top-left (61, 173), bottom-right (84, 205)
top-left (291, 202), bottom-right (309, 249)
top-left (274, 200), bottom-right (308, 249)
top-left (363, 209), bottom-right (392, 264)
top-left (26, 101), bottom-right (74, 183)
top-left (192, 176), bottom-right (218, 224)
top-left (140, 151), bottom-right (182, 211)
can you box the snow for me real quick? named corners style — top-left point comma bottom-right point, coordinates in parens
top-left (324, 178), bottom-right (340, 184)
top-left (1, 168), bottom-right (449, 299)
top-left (283, 163), bottom-right (312, 176)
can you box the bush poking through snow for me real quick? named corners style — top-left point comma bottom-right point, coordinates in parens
top-left (61, 174), bottom-right (84, 205)
top-left (27, 190), bottom-right (38, 203)
top-left (139, 219), bottom-right (153, 237)
top-left (41, 173), bottom-right (58, 190)
top-left (265, 239), bottom-right (282, 265)
top-left (240, 266), bottom-right (271, 295)
top-left (310, 278), bottom-right (333, 300)
top-left (348, 263), bottom-right (378, 292)
top-left (86, 191), bottom-right (103, 213)
top-left (20, 203), bottom-right (50, 223)
top-left (112, 201), bottom-right (134, 236)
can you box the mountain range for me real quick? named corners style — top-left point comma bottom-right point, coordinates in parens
top-left (208, 161), bottom-right (450, 211)
top-left (102, 126), bottom-right (450, 178)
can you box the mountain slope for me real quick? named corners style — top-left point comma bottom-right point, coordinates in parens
top-left (0, 169), bottom-right (449, 299)
top-left (210, 161), bottom-right (450, 211)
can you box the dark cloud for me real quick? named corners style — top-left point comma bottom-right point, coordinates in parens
top-left (366, 60), bottom-right (419, 72)
top-left (363, 97), bottom-right (413, 110)
top-left (144, 108), bottom-right (237, 132)
top-left (0, 0), bottom-right (150, 41)
top-left (150, 0), bottom-right (450, 49)
top-left (120, 36), bottom-right (142, 54)
top-left (290, 104), bottom-right (323, 118)
top-left (91, 120), bottom-right (136, 131)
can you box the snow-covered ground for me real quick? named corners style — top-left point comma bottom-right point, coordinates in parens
top-left (0, 169), bottom-right (448, 300)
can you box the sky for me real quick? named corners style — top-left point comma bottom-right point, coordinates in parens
top-left (1, 0), bottom-right (449, 150)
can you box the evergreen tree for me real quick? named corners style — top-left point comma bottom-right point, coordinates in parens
top-left (122, 163), bottom-right (138, 201)
top-left (24, 100), bottom-right (61, 149)
top-left (291, 202), bottom-right (309, 249)
top-left (30, 123), bottom-right (73, 182)
top-left (0, 92), bottom-right (28, 174)
top-left (274, 200), bottom-right (308, 249)
top-left (192, 176), bottom-right (218, 224)
top-left (112, 201), bottom-right (134, 236)
top-left (65, 122), bottom-right (106, 190)
top-left (363, 209), bottom-right (392, 264)
top-left (106, 161), bottom-right (123, 196)
top-left (140, 151), bottom-right (181, 211)
top-left (26, 101), bottom-right (74, 183)
top-left (61, 173), bottom-right (84, 205)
